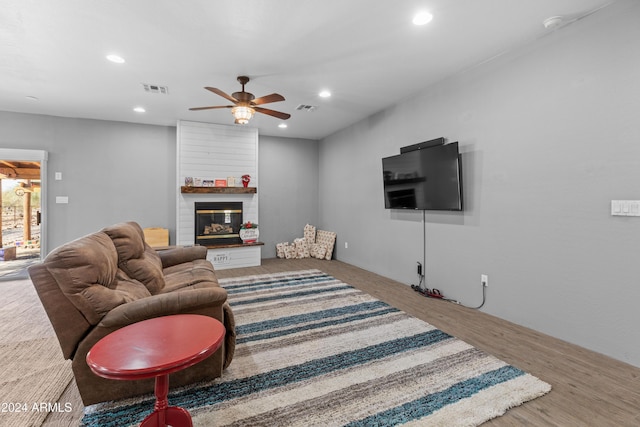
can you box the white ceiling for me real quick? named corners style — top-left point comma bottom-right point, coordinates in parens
top-left (0, 0), bottom-right (615, 140)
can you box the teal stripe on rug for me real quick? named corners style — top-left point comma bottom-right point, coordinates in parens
top-left (223, 272), bottom-right (333, 293)
top-left (236, 300), bottom-right (392, 334)
top-left (229, 284), bottom-right (352, 306)
top-left (344, 365), bottom-right (525, 426)
top-left (237, 306), bottom-right (398, 344)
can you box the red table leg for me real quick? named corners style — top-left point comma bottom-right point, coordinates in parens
top-left (140, 374), bottom-right (193, 427)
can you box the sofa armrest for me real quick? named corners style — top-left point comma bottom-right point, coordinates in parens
top-left (97, 286), bottom-right (227, 330)
top-left (157, 245), bottom-right (208, 268)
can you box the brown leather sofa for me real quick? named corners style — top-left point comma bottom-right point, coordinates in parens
top-left (28, 221), bottom-right (235, 406)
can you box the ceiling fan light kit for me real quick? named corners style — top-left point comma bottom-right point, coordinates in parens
top-left (231, 105), bottom-right (255, 124)
top-left (190, 76), bottom-right (290, 125)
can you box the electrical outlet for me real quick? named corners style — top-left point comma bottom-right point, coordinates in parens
top-left (481, 274), bottom-right (488, 287)
top-left (344, 242), bottom-right (348, 249)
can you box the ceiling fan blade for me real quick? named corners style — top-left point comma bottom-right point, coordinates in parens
top-left (254, 106), bottom-right (291, 120)
top-left (205, 87), bottom-right (238, 104)
top-left (251, 93), bottom-right (285, 106)
top-left (189, 105), bottom-right (233, 111)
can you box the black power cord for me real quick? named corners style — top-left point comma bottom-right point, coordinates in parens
top-left (410, 208), bottom-right (486, 309)
top-left (444, 285), bottom-right (486, 309)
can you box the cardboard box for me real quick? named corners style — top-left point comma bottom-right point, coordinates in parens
top-left (143, 228), bottom-right (169, 248)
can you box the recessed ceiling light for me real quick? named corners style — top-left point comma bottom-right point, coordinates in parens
top-left (25, 96), bottom-right (39, 101)
top-left (133, 106), bottom-right (146, 113)
top-left (278, 123), bottom-right (288, 129)
top-left (319, 90), bottom-right (331, 98)
top-left (412, 11), bottom-right (433, 26)
top-left (106, 54), bottom-right (125, 64)
top-left (543, 16), bottom-right (564, 29)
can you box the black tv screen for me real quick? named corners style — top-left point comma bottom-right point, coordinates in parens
top-left (382, 142), bottom-right (463, 211)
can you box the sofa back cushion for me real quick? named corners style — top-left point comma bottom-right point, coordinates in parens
top-left (44, 232), bottom-right (151, 325)
top-left (102, 222), bottom-right (165, 294)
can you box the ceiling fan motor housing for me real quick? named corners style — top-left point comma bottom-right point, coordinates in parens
top-left (233, 91), bottom-right (255, 103)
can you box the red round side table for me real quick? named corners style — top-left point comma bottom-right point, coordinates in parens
top-left (86, 314), bottom-right (226, 427)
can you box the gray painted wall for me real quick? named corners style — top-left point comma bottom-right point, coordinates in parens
top-left (0, 113), bottom-right (318, 257)
top-left (0, 112), bottom-right (176, 251)
top-left (318, 1), bottom-right (640, 368)
top-left (259, 135), bottom-right (319, 258)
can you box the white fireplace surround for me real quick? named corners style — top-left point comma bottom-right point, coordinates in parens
top-left (176, 120), bottom-right (260, 269)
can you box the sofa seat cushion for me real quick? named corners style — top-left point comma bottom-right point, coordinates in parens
top-left (102, 222), bottom-right (165, 294)
top-left (161, 262), bottom-right (220, 293)
top-left (162, 258), bottom-right (215, 276)
top-left (45, 232), bottom-right (151, 325)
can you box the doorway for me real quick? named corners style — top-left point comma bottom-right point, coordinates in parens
top-left (0, 150), bottom-right (47, 280)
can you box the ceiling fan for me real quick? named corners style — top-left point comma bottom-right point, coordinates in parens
top-left (189, 76), bottom-right (291, 124)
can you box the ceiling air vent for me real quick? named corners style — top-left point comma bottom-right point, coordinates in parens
top-left (142, 83), bottom-right (169, 94)
top-left (295, 104), bottom-right (318, 112)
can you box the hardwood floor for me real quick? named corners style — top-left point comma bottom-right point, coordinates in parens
top-left (45, 258), bottom-right (640, 426)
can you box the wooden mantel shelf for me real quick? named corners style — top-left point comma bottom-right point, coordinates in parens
top-left (181, 186), bottom-right (257, 194)
top-left (204, 241), bottom-right (264, 249)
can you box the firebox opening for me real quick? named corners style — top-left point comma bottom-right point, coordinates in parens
top-left (194, 202), bottom-right (242, 247)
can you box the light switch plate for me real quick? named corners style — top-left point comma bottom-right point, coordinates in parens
top-left (611, 200), bottom-right (640, 216)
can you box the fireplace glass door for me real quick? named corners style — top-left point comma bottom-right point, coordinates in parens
top-left (194, 202), bottom-right (242, 246)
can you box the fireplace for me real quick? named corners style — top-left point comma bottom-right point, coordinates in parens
top-left (194, 202), bottom-right (242, 247)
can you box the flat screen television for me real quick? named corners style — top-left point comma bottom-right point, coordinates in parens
top-left (382, 142), bottom-right (463, 211)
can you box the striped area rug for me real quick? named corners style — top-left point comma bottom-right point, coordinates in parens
top-left (82, 269), bottom-right (551, 427)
